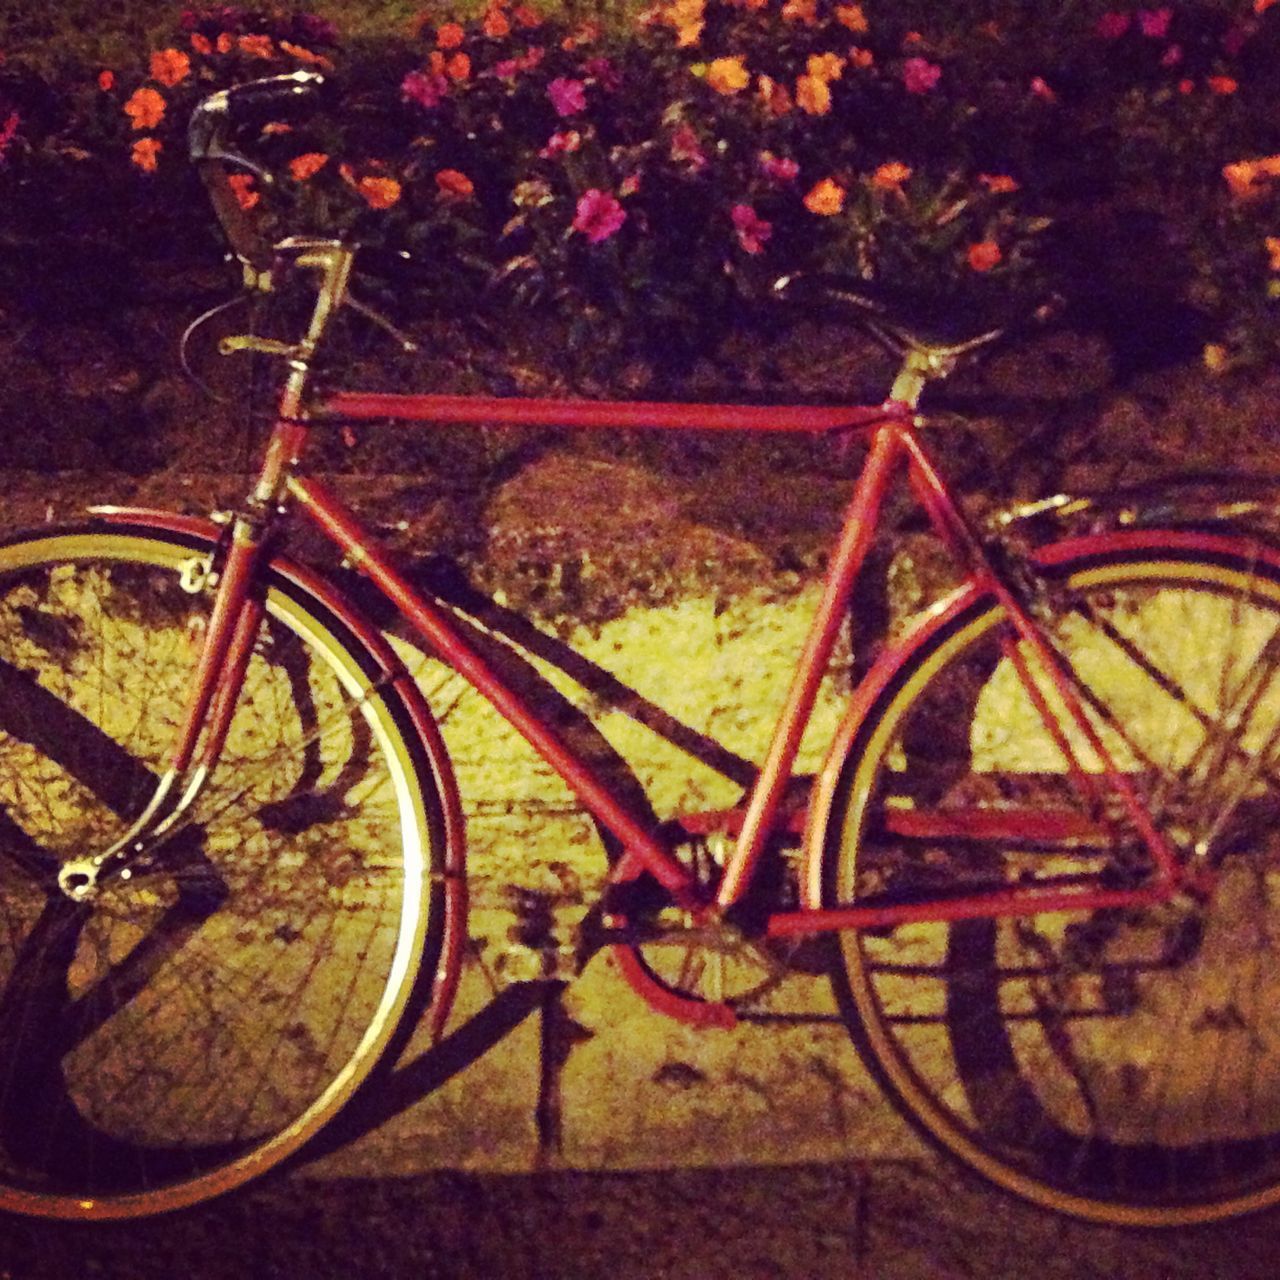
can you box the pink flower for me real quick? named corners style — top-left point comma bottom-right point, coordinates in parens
top-left (670, 123), bottom-right (707, 171)
top-left (1138, 8), bottom-right (1172, 37)
top-left (731, 204), bottom-right (772, 254)
top-left (901, 57), bottom-right (941, 93)
top-left (548, 77), bottom-right (587, 117)
top-left (1030, 75), bottom-right (1056, 101)
top-left (572, 188), bottom-right (626, 243)
top-left (1160, 42), bottom-right (1183, 66)
top-left (1096, 12), bottom-right (1132, 38)
top-left (758, 151), bottom-right (800, 183)
top-left (402, 69), bottom-right (448, 109)
top-left (540, 129), bottom-right (582, 158)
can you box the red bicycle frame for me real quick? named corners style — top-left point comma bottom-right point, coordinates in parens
top-left (141, 240), bottom-right (1187, 1031)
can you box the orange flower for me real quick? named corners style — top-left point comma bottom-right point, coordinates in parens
top-left (514, 5), bottom-right (543, 26)
top-left (1223, 155), bottom-right (1280, 200)
top-left (804, 177), bottom-right (845, 216)
top-left (216, 32), bottom-right (234, 54)
top-left (356, 176), bottom-right (402, 210)
top-left (483, 7), bottom-right (511, 37)
top-left (870, 160), bottom-right (911, 191)
top-left (238, 34), bottom-right (275, 59)
top-left (436, 22), bottom-right (466, 48)
top-left (435, 168), bottom-right (475, 200)
top-left (131, 136), bottom-right (162, 172)
top-left (149, 47), bottom-right (191, 87)
top-left (848, 46), bottom-right (874, 68)
top-left (1257, 0), bottom-right (1278, 12)
top-left (835, 3), bottom-right (868, 31)
top-left (190, 32), bottom-right (214, 55)
top-left (806, 51), bottom-right (844, 83)
top-left (123, 86), bottom-right (166, 130)
top-left (782, 0), bottom-right (817, 23)
top-left (1207, 75), bottom-right (1238, 95)
top-left (1266, 237), bottom-right (1280, 271)
top-left (228, 173), bottom-right (259, 211)
top-left (706, 55), bottom-right (750, 95)
top-left (978, 173), bottom-right (1020, 194)
top-left (97, 69), bottom-right (115, 91)
top-left (289, 151), bottom-right (329, 181)
top-left (756, 74), bottom-right (792, 115)
top-left (280, 41), bottom-right (335, 69)
top-left (795, 73), bottom-right (832, 115)
top-left (446, 52), bottom-right (471, 81)
top-left (668, 0), bottom-right (705, 46)
top-left (967, 241), bottom-right (1002, 272)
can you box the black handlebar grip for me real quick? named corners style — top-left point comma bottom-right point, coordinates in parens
top-left (188, 69), bottom-right (327, 165)
top-left (188, 71), bottom-right (328, 272)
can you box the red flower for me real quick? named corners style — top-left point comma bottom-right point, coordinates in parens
top-left (548, 77), bottom-right (587, 117)
top-left (1138, 8), bottom-right (1172, 38)
top-left (1096, 12), bottom-right (1132, 38)
top-left (540, 129), bottom-right (582, 158)
top-left (670, 123), bottom-right (706, 170)
top-left (901, 57), bottom-right (941, 93)
top-left (572, 189), bottom-right (626, 243)
top-left (731, 204), bottom-right (772, 254)
top-left (758, 150), bottom-right (799, 182)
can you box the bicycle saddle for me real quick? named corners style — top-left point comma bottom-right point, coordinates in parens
top-left (772, 272), bottom-right (1013, 360)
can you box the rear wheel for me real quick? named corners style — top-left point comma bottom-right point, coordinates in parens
top-left (0, 527), bottom-right (447, 1219)
top-left (825, 536), bottom-right (1280, 1225)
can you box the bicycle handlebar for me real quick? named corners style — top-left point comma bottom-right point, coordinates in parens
top-left (188, 70), bottom-right (329, 272)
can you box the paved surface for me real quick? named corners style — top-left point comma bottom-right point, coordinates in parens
top-left (4, 418), bottom-right (1280, 1275)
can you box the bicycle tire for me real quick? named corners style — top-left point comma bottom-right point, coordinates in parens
top-left (0, 524), bottom-right (449, 1219)
top-left (822, 531), bottom-right (1280, 1226)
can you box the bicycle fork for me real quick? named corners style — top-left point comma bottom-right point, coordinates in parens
top-left (56, 514), bottom-right (267, 902)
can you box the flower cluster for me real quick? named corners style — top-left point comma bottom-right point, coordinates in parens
top-left (11, 1), bottom-right (1276, 375)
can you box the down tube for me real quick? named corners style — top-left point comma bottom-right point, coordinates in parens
top-left (287, 475), bottom-right (699, 904)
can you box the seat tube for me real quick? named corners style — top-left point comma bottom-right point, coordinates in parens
top-left (717, 421), bottom-right (906, 909)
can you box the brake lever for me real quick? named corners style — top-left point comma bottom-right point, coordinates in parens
top-left (344, 292), bottom-right (419, 353)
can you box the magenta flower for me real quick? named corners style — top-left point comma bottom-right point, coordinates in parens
top-left (548, 77), bottom-right (587, 117)
top-left (1138, 8), bottom-right (1172, 37)
top-left (0, 111), bottom-right (19, 164)
top-left (402, 69), bottom-right (449, 109)
top-left (1160, 42), bottom-right (1182, 66)
top-left (731, 204), bottom-right (772, 255)
top-left (572, 189), bottom-right (626, 243)
top-left (902, 57), bottom-right (942, 94)
top-left (1096, 12), bottom-right (1132, 38)
top-left (583, 57), bottom-right (620, 91)
top-left (758, 150), bottom-right (799, 183)
top-left (1222, 24), bottom-right (1250, 55)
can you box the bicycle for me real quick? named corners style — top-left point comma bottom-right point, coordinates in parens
top-left (2, 68), bottom-right (1280, 1228)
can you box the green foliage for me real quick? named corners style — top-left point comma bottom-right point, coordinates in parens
top-left (0, 1), bottom-right (1277, 374)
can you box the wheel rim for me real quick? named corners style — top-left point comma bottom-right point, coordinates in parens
top-left (0, 531), bottom-right (436, 1218)
top-left (829, 549), bottom-right (1280, 1225)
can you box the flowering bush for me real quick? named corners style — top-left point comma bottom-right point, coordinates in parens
top-left (0, 1), bottom-right (1277, 377)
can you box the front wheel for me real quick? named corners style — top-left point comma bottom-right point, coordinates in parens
top-left (0, 525), bottom-right (450, 1219)
top-left (824, 532), bottom-right (1280, 1226)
